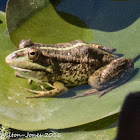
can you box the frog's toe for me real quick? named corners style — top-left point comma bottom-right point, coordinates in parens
top-left (24, 87), bottom-right (62, 98)
top-left (23, 88), bottom-right (47, 97)
top-left (40, 85), bottom-right (48, 90)
top-left (25, 89), bottom-right (54, 98)
top-left (71, 89), bottom-right (98, 99)
top-left (26, 94), bottom-right (45, 98)
top-left (24, 88), bottom-right (40, 94)
top-left (97, 86), bottom-right (115, 97)
top-left (28, 79), bottom-right (32, 84)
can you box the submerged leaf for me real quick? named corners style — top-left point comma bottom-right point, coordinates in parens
top-left (1, 0), bottom-right (140, 131)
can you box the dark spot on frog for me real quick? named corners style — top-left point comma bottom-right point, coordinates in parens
top-left (0, 20), bottom-right (3, 24)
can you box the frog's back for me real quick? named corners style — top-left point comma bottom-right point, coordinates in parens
top-left (38, 40), bottom-right (115, 86)
top-left (40, 40), bottom-right (114, 66)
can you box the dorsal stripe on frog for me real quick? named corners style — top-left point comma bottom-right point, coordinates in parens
top-left (39, 42), bottom-right (86, 51)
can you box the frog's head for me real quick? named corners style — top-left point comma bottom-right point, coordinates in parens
top-left (5, 39), bottom-right (49, 72)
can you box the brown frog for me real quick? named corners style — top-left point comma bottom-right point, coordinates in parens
top-left (5, 39), bottom-right (134, 98)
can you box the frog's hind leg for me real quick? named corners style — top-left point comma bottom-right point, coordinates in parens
top-left (89, 58), bottom-right (134, 97)
top-left (72, 58), bottom-right (134, 99)
top-left (89, 44), bottom-right (116, 53)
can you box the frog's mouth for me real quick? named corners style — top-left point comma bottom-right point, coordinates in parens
top-left (10, 66), bottom-right (31, 72)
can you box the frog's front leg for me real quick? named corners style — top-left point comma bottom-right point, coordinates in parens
top-left (25, 82), bottom-right (67, 98)
top-left (72, 58), bottom-right (134, 98)
top-left (15, 71), bottom-right (33, 84)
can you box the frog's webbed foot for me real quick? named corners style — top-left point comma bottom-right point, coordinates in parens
top-left (71, 84), bottom-right (123, 99)
top-left (25, 82), bottom-right (67, 98)
top-left (97, 86), bottom-right (118, 97)
top-left (70, 89), bottom-right (98, 99)
top-left (71, 84), bottom-right (121, 99)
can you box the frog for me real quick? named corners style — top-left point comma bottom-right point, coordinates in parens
top-left (5, 39), bottom-right (134, 98)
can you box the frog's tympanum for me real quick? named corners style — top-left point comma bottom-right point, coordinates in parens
top-left (5, 39), bottom-right (134, 98)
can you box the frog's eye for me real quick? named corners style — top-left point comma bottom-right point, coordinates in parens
top-left (19, 39), bottom-right (34, 49)
top-left (28, 48), bottom-right (39, 61)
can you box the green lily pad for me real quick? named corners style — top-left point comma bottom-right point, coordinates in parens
top-left (19, 122), bottom-right (117, 140)
top-left (6, 0), bottom-right (93, 46)
top-left (17, 115), bottom-right (118, 140)
top-left (1, 0), bottom-right (140, 131)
